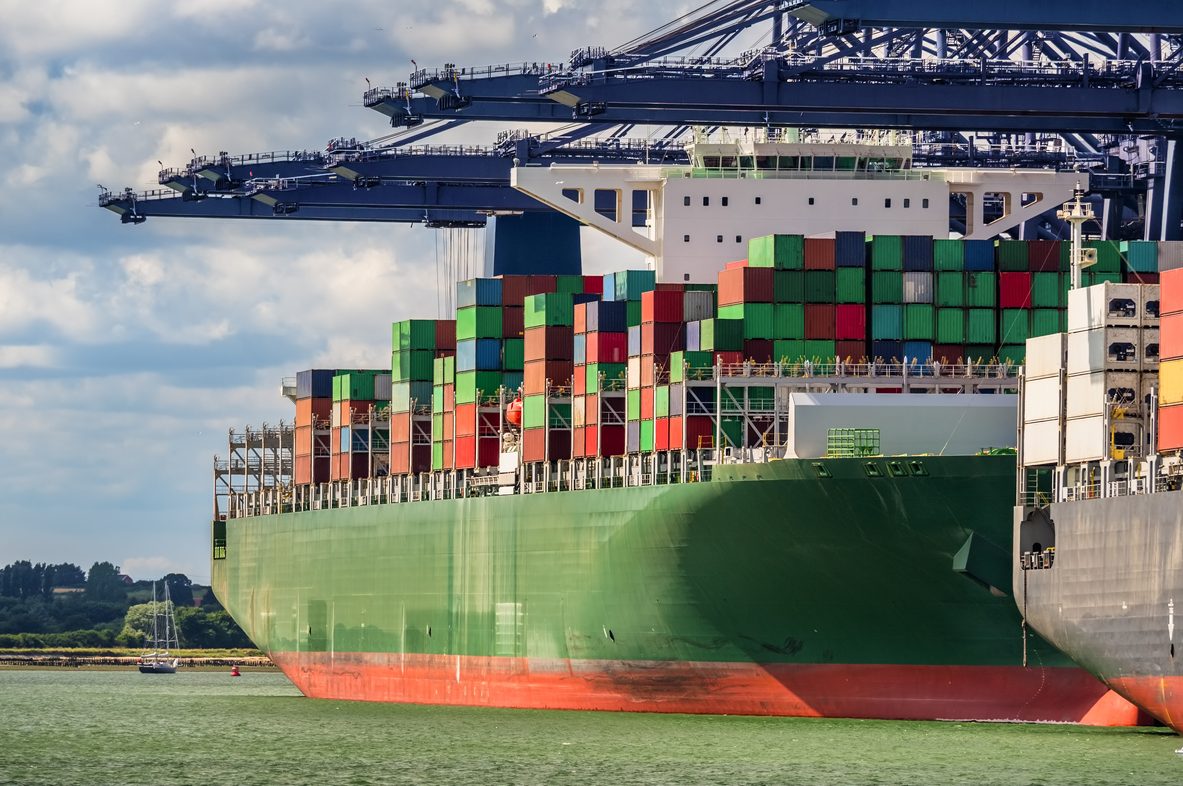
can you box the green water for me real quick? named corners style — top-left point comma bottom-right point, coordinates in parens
top-left (1, 670), bottom-right (1180, 786)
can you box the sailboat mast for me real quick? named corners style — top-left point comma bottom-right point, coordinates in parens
top-left (151, 581), bottom-right (159, 651)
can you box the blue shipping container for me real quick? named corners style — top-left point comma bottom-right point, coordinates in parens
top-left (835, 231), bottom-right (867, 267)
top-left (903, 341), bottom-right (934, 362)
top-left (902, 236), bottom-right (934, 272)
top-left (296, 369), bottom-right (335, 399)
top-left (585, 301), bottom-right (628, 333)
top-left (456, 338), bottom-right (503, 372)
top-left (502, 371), bottom-right (524, 391)
top-left (685, 321), bottom-right (701, 352)
top-left (628, 325), bottom-right (642, 356)
top-left (573, 334), bottom-right (587, 365)
top-left (963, 240), bottom-right (995, 271)
top-left (602, 273), bottom-right (617, 302)
top-left (872, 340), bottom-right (904, 361)
top-left (456, 277), bottom-right (503, 308)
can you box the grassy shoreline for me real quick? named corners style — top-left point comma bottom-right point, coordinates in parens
top-left (0, 647), bottom-right (276, 670)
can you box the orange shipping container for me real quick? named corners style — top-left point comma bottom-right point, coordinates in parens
top-left (1162, 312), bottom-right (1183, 361)
top-left (582, 426), bottom-right (596, 457)
top-left (390, 412), bottom-right (412, 443)
top-left (641, 387), bottom-right (654, 420)
top-left (585, 393), bottom-right (599, 425)
top-left (296, 397), bottom-right (332, 428)
top-left (668, 416), bottom-right (683, 450)
top-left (455, 404), bottom-right (477, 437)
top-left (1159, 403), bottom-right (1183, 452)
top-left (718, 266), bottom-right (774, 305)
top-left (1163, 268), bottom-right (1183, 316)
top-left (570, 426), bottom-right (586, 458)
top-left (295, 425), bottom-right (313, 456)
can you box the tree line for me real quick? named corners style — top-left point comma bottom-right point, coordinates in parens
top-left (0, 560), bottom-right (252, 649)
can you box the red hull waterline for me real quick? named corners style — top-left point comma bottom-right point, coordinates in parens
top-left (272, 652), bottom-right (1142, 725)
top-left (1108, 675), bottom-right (1183, 733)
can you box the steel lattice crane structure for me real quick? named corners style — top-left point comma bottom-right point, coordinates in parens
top-left (101, 0), bottom-right (1183, 272)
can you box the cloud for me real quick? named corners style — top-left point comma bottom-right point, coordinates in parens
top-left (120, 555), bottom-right (185, 581)
top-left (0, 344), bottom-right (60, 369)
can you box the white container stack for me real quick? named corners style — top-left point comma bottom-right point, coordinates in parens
top-left (1021, 333), bottom-right (1065, 466)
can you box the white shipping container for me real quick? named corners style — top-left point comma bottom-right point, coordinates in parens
top-left (1144, 328), bottom-right (1161, 368)
top-left (1158, 242), bottom-right (1183, 272)
top-left (1022, 418), bottom-right (1062, 466)
top-left (682, 291), bottom-right (714, 322)
top-left (1025, 333), bottom-right (1066, 379)
top-left (1024, 376), bottom-right (1063, 422)
top-left (1142, 284), bottom-right (1161, 321)
top-left (1141, 374), bottom-right (1158, 411)
top-left (902, 272), bottom-right (934, 304)
top-left (1064, 415), bottom-right (1107, 463)
top-left (1067, 283), bottom-right (1143, 332)
top-left (1066, 327), bottom-right (1140, 374)
top-left (1065, 370), bottom-right (1142, 418)
top-left (627, 356), bottom-right (641, 388)
top-left (374, 373), bottom-right (392, 401)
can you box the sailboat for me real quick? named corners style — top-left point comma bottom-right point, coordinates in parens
top-left (138, 581), bottom-right (180, 674)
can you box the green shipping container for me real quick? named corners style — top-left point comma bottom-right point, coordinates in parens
top-left (614, 270), bottom-right (657, 301)
top-left (455, 371), bottom-right (504, 405)
top-left (773, 339), bottom-right (805, 362)
top-left (748, 234), bottom-right (804, 270)
top-left (966, 309), bottom-right (997, 344)
top-left (432, 413), bottom-right (444, 436)
top-left (870, 236), bottom-right (903, 271)
top-left (871, 304), bottom-right (903, 340)
top-left (522, 395), bottom-right (547, 429)
top-left (803, 340), bottom-right (836, 360)
top-left (670, 351), bottom-right (714, 383)
top-left (933, 239), bottom-right (965, 271)
top-left (965, 272), bottom-right (997, 308)
top-left (740, 303), bottom-right (775, 340)
top-left (935, 272), bottom-right (965, 307)
top-left (904, 304), bottom-right (935, 341)
top-left (432, 441), bottom-right (444, 471)
top-left (391, 350), bottom-right (435, 383)
top-left (774, 271), bottom-right (805, 303)
top-left (1031, 273), bottom-right (1060, 308)
top-left (998, 345), bottom-right (1026, 366)
top-left (555, 275), bottom-right (586, 295)
top-left (700, 318), bottom-right (744, 351)
top-left (835, 268), bottom-right (866, 303)
top-left (804, 271), bottom-right (836, 303)
top-left (1085, 270), bottom-right (1122, 286)
top-left (503, 338), bottom-right (524, 371)
top-left (640, 419), bottom-right (654, 452)
top-left (996, 240), bottom-right (1029, 271)
top-left (392, 319), bottom-right (437, 351)
top-left (626, 300), bottom-right (643, 327)
top-left (999, 309), bottom-right (1030, 345)
top-left (773, 303), bottom-right (805, 339)
top-left (1030, 309), bottom-right (1060, 338)
top-left (334, 371), bottom-right (381, 401)
top-left (966, 344), bottom-right (995, 363)
top-left (431, 386), bottom-right (444, 413)
top-left (1121, 240), bottom-right (1158, 273)
top-left (1085, 240), bottom-right (1121, 274)
top-left (586, 363), bottom-right (627, 393)
top-left (433, 357), bottom-right (446, 386)
top-left (871, 271), bottom-right (903, 304)
top-left (456, 306), bottom-right (503, 340)
top-left (936, 309), bottom-right (966, 343)
top-left (655, 386), bottom-right (670, 417)
top-left (524, 293), bottom-right (574, 329)
top-left (627, 388), bottom-right (641, 421)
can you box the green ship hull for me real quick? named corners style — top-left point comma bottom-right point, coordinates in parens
top-left (213, 455), bottom-right (1138, 722)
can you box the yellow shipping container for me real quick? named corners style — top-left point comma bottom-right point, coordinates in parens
top-left (1160, 358), bottom-right (1183, 405)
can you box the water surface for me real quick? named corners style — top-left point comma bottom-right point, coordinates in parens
top-left (1, 669), bottom-right (1180, 785)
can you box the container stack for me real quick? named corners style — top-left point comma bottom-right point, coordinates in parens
top-left (431, 356), bottom-right (456, 471)
top-left (604, 269), bottom-right (656, 328)
top-left (294, 370), bottom-right (334, 485)
top-left (834, 231), bottom-right (870, 361)
top-left (901, 234), bottom-right (935, 362)
top-left (742, 234), bottom-right (801, 362)
top-left (391, 319), bottom-right (455, 476)
top-left (522, 292), bottom-right (577, 462)
top-left (330, 370), bottom-right (392, 480)
top-left (454, 278), bottom-right (509, 470)
top-left (573, 300), bottom-right (628, 458)
top-left (1158, 269), bottom-right (1183, 451)
top-left (667, 349), bottom-right (717, 451)
top-left (1063, 282), bottom-right (1157, 462)
top-left (1020, 334), bottom-right (1066, 466)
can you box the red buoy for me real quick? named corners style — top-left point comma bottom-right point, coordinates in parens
top-left (230, 665), bottom-right (241, 677)
top-left (506, 398), bottom-right (523, 428)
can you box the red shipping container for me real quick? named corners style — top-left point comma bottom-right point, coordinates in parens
top-left (522, 427), bottom-right (571, 462)
top-left (583, 275), bottom-right (604, 296)
top-left (1126, 271), bottom-right (1160, 285)
top-left (725, 260), bottom-right (748, 270)
top-left (684, 415), bottom-right (715, 451)
top-left (454, 435), bottom-right (498, 469)
top-left (582, 426), bottom-right (595, 457)
top-left (455, 435), bottom-right (477, 469)
top-left (585, 393), bottom-right (599, 425)
top-left (641, 290), bottom-right (685, 323)
top-left (743, 339), bottom-right (773, 363)
top-left (500, 275), bottom-right (556, 305)
top-left (294, 455), bottom-right (311, 485)
top-left (435, 320), bottom-right (457, 350)
top-left (571, 427), bottom-right (586, 457)
top-left (1160, 403), bottom-right (1183, 452)
top-left (718, 266), bottom-right (774, 305)
top-left (524, 359), bottom-right (574, 392)
top-left (641, 322), bottom-right (685, 355)
top-left (455, 403), bottom-right (477, 437)
top-left (804, 237), bottom-right (837, 270)
top-left (598, 425), bottom-right (626, 456)
top-left (654, 417), bottom-right (670, 451)
top-left (1164, 269), bottom-right (1183, 316)
top-left (835, 340), bottom-right (865, 361)
top-left (587, 332), bottom-right (628, 363)
top-left (524, 325), bottom-right (574, 362)
top-left (1162, 313), bottom-right (1183, 360)
top-left (640, 387), bottom-right (654, 420)
top-left (715, 350), bottom-right (743, 366)
top-left (999, 272), bottom-right (1033, 309)
top-left (573, 369), bottom-right (586, 396)
top-left (932, 343), bottom-right (967, 364)
top-left (1027, 240), bottom-right (1061, 272)
top-left (502, 306), bottom-right (524, 338)
top-left (296, 397), bottom-right (332, 428)
top-left (805, 304), bottom-right (837, 339)
top-left (444, 385), bottom-right (455, 412)
top-left (668, 416), bottom-right (683, 450)
top-left (655, 282), bottom-right (687, 292)
top-left (390, 412), bottom-right (412, 443)
top-left (442, 413), bottom-right (454, 441)
top-left (835, 304), bottom-right (866, 340)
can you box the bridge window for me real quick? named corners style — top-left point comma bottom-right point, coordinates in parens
top-left (923, 198), bottom-right (930, 209)
top-left (904, 199), bottom-right (911, 208)
top-left (778, 156), bottom-right (798, 169)
top-left (735, 235), bottom-right (742, 243)
top-left (808, 197), bottom-right (815, 206)
top-left (739, 157), bottom-right (754, 169)
top-left (755, 197), bottom-right (762, 205)
top-left (814, 156), bottom-right (834, 171)
top-left (721, 196), bottom-right (729, 207)
top-left (683, 234), bottom-right (690, 243)
top-left (720, 156), bottom-right (737, 168)
top-left (851, 197), bottom-right (858, 206)
top-left (884, 198), bottom-right (892, 208)
top-left (703, 196), bottom-right (710, 207)
top-left (756, 156), bottom-right (774, 170)
top-left (703, 156), bottom-right (720, 168)
top-left (683, 196), bottom-right (690, 206)
top-left (717, 235), bottom-right (724, 243)
top-left (836, 157), bottom-right (857, 171)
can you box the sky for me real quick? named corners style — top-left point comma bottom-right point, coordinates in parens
top-left (0, 0), bottom-right (709, 581)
